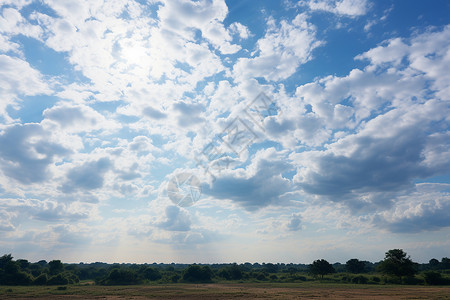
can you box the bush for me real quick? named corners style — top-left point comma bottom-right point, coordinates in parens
top-left (97, 268), bottom-right (140, 285)
top-left (1, 271), bottom-right (33, 285)
top-left (382, 276), bottom-right (401, 284)
top-left (171, 274), bottom-right (180, 283)
top-left (255, 273), bottom-right (266, 281)
top-left (62, 272), bottom-right (79, 284)
top-left (423, 271), bottom-right (450, 285)
top-left (142, 267), bottom-right (162, 281)
top-left (33, 274), bottom-right (48, 285)
top-left (402, 276), bottom-right (423, 285)
top-left (351, 275), bottom-right (369, 284)
top-left (182, 265), bottom-right (213, 283)
top-left (293, 275), bottom-right (307, 281)
top-left (47, 274), bottom-right (69, 285)
top-left (371, 276), bottom-right (380, 283)
top-left (217, 268), bottom-right (231, 280)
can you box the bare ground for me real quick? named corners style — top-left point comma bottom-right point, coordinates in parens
top-left (1, 283), bottom-right (450, 299)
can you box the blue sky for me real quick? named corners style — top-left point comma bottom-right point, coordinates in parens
top-left (0, 0), bottom-right (449, 264)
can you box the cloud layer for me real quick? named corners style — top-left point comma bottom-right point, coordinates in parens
top-left (0, 0), bottom-right (449, 263)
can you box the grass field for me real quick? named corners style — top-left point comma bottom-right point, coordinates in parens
top-left (1, 282), bottom-right (450, 299)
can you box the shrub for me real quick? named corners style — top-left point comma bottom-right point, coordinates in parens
top-left (142, 267), bottom-right (162, 281)
top-left (255, 273), bottom-right (266, 281)
top-left (47, 274), bottom-right (69, 285)
top-left (424, 271), bottom-right (444, 285)
top-left (402, 276), bottom-right (423, 285)
top-left (351, 275), bottom-right (369, 284)
top-left (33, 274), bottom-right (48, 285)
top-left (182, 265), bottom-right (213, 283)
top-left (293, 275), bottom-right (307, 281)
top-left (371, 276), bottom-right (381, 283)
top-left (97, 268), bottom-right (140, 285)
top-left (171, 274), bottom-right (180, 283)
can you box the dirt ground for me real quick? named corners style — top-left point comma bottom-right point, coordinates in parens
top-left (1, 283), bottom-right (450, 299)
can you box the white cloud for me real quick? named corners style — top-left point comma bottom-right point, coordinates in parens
top-left (0, 6), bottom-right (42, 38)
top-left (42, 103), bottom-right (119, 133)
top-left (229, 22), bottom-right (251, 39)
top-left (374, 183), bottom-right (450, 233)
top-left (233, 13), bottom-right (322, 82)
top-left (301, 0), bottom-right (370, 17)
top-left (0, 55), bottom-right (51, 122)
top-left (0, 123), bottom-right (70, 184)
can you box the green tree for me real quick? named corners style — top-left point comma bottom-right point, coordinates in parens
top-left (107, 268), bottom-right (139, 285)
top-left (309, 259), bottom-right (335, 279)
top-left (33, 274), bottom-right (48, 285)
top-left (423, 271), bottom-right (444, 285)
top-left (182, 265), bottom-right (213, 282)
top-left (49, 260), bottom-right (64, 275)
top-left (345, 259), bottom-right (365, 273)
top-left (377, 249), bottom-right (417, 278)
top-left (428, 258), bottom-right (440, 270)
top-left (0, 254), bottom-right (13, 269)
top-left (441, 257), bottom-right (450, 269)
top-left (142, 267), bottom-right (162, 281)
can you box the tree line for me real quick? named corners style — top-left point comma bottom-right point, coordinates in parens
top-left (1, 249), bottom-right (449, 286)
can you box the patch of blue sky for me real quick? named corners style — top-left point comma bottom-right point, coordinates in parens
top-left (14, 36), bottom-right (71, 77)
top-left (6, 95), bottom-right (59, 123)
top-left (12, 0), bottom-right (57, 19)
top-left (385, 0), bottom-right (450, 37)
top-left (90, 100), bottom-right (125, 114)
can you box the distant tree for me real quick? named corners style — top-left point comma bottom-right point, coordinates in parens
top-left (218, 264), bottom-right (243, 280)
top-left (0, 254), bottom-right (13, 269)
top-left (100, 268), bottom-right (140, 285)
top-left (16, 259), bottom-right (30, 270)
top-left (1, 260), bottom-right (33, 285)
top-left (33, 274), bottom-right (48, 285)
top-left (37, 260), bottom-right (48, 267)
top-left (263, 263), bottom-right (278, 273)
top-left (377, 249), bottom-right (417, 278)
top-left (228, 264), bottom-right (243, 280)
top-left (441, 257), bottom-right (450, 269)
top-left (423, 271), bottom-right (444, 285)
top-left (49, 260), bottom-right (64, 275)
top-left (309, 259), bottom-right (335, 279)
top-left (47, 274), bottom-right (69, 285)
top-left (428, 258), bottom-right (440, 270)
top-left (182, 265), bottom-right (213, 282)
top-left (346, 259), bottom-right (366, 273)
top-left (142, 267), bottom-right (162, 281)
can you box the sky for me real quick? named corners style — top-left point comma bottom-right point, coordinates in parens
top-left (0, 0), bottom-right (449, 264)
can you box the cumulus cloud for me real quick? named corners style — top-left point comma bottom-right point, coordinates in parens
top-left (43, 103), bottom-right (118, 133)
top-left (233, 13), bottom-right (322, 82)
top-left (0, 198), bottom-right (93, 225)
top-left (0, 124), bottom-right (70, 184)
top-left (300, 0), bottom-right (371, 17)
top-left (60, 158), bottom-right (112, 193)
top-left (374, 184), bottom-right (450, 233)
top-left (157, 205), bottom-right (191, 231)
top-left (286, 214), bottom-right (302, 231)
top-left (0, 0), bottom-right (449, 262)
top-left (203, 148), bottom-right (293, 210)
top-left (0, 55), bottom-right (51, 121)
top-left (173, 101), bottom-right (205, 127)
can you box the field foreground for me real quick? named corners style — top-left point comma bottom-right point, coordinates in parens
top-left (1, 283), bottom-right (450, 299)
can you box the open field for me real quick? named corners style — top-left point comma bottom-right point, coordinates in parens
top-left (1, 283), bottom-right (450, 299)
